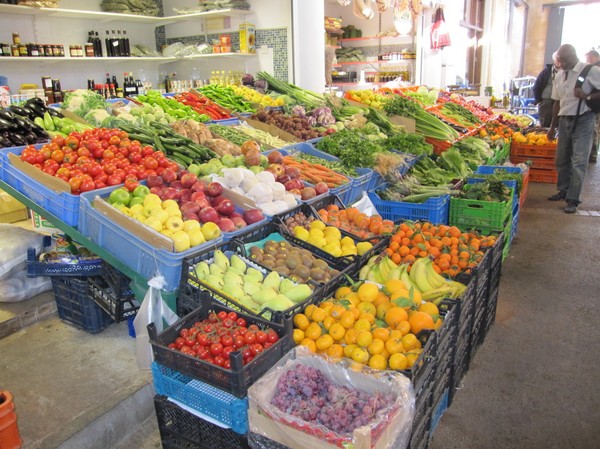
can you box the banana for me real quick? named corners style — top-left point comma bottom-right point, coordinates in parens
top-left (378, 257), bottom-right (393, 281)
top-left (411, 258), bottom-right (435, 293)
top-left (358, 263), bottom-right (371, 280)
top-left (366, 265), bottom-right (380, 283)
top-left (425, 260), bottom-right (447, 289)
top-left (400, 265), bottom-right (421, 294)
top-left (388, 266), bottom-right (402, 281)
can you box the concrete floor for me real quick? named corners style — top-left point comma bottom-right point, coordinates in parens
top-left (1, 164), bottom-right (599, 449)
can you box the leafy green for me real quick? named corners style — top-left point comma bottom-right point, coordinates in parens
top-left (62, 90), bottom-right (108, 117)
top-left (460, 180), bottom-right (512, 202)
top-left (315, 129), bottom-right (383, 169)
top-left (382, 132), bottom-right (433, 156)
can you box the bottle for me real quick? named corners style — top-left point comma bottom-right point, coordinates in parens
top-left (105, 30), bottom-right (112, 57)
top-left (52, 79), bottom-right (63, 103)
top-left (112, 74), bottom-right (119, 91)
top-left (122, 30), bottom-right (130, 57)
top-left (105, 73), bottom-right (111, 86)
top-left (117, 30), bottom-right (124, 57)
top-left (110, 30), bottom-right (118, 56)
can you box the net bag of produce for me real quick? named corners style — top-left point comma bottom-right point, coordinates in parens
top-left (248, 346), bottom-right (415, 449)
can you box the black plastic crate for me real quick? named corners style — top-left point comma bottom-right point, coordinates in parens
top-left (408, 413), bottom-right (431, 449)
top-left (436, 299), bottom-right (459, 364)
top-left (232, 221), bottom-right (354, 300)
top-left (178, 239), bottom-right (316, 324)
top-left (27, 237), bottom-right (104, 277)
top-left (149, 291), bottom-right (293, 398)
top-left (248, 433), bottom-right (290, 449)
top-left (154, 395), bottom-right (249, 449)
top-left (88, 264), bottom-right (139, 323)
top-left (400, 330), bottom-right (437, 396)
top-left (489, 232), bottom-right (505, 289)
top-left (51, 276), bottom-right (113, 333)
top-left (482, 285), bottom-right (500, 340)
top-left (449, 350), bottom-right (469, 406)
top-left (432, 367), bottom-right (451, 410)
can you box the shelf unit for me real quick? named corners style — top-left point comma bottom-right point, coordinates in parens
top-left (0, 53), bottom-right (255, 64)
top-left (333, 59), bottom-right (415, 67)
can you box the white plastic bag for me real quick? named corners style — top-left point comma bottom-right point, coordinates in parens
top-left (133, 275), bottom-right (179, 369)
top-left (0, 268), bottom-right (52, 302)
top-left (0, 224), bottom-right (46, 281)
top-left (352, 191), bottom-right (379, 216)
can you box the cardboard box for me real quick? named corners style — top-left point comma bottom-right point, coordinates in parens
top-left (30, 211), bottom-right (60, 233)
top-left (239, 23), bottom-right (256, 54)
top-left (8, 152), bottom-right (71, 194)
top-left (0, 190), bottom-right (28, 224)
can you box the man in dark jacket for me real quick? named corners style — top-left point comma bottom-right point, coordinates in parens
top-left (585, 49), bottom-right (600, 162)
top-left (533, 59), bottom-right (558, 127)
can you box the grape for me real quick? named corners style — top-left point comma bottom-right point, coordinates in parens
top-left (269, 365), bottom-right (395, 436)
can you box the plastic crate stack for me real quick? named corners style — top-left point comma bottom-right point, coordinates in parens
top-left (510, 141), bottom-right (557, 183)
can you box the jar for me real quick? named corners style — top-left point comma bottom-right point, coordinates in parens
top-left (84, 43), bottom-right (94, 57)
top-left (28, 43), bottom-right (39, 57)
top-left (18, 44), bottom-right (28, 56)
top-left (11, 45), bottom-right (19, 57)
top-left (12, 33), bottom-right (20, 45)
top-left (1, 43), bottom-right (10, 56)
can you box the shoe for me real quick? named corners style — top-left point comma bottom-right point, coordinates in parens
top-left (590, 157), bottom-right (597, 163)
top-left (548, 192), bottom-right (566, 201)
top-left (564, 201), bottom-right (578, 214)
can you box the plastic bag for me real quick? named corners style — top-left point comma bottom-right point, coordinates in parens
top-left (352, 191), bottom-right (379, 216)
top-left (133, 275), bottom-right (179, 369)
top-left (248, 347), bottom-right (415, 449)
top-left (430, 5), bottom-right (451, 50)
top-left (0, 224), bottom-right (46, 281)
top-left (0, 269), bottom-right (52, 303)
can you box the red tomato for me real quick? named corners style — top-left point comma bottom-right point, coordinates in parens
top-left (93, 181), bottom-right (106, 189)
top-left (236, 318), bottom-right (247, 328)
top-left (113, 169), bottom-right (126, 180)
top-left (102, 149), bottom-right (115, 160)
top-left (141, 146), bottom-right (155, 157)
top-left (65, 136), bottom-right (79, 149)
top-left (103, 163), bottom-right (117, 175)
top-left (50, 149), bottom-right (64, 163)
top-left (88, 164), bottom-right (103, 177)
top-left (255, 331), bottom-right (268, 345)
top-left (129, 153), bottom-right (143, 164)
top-left (43, 159), bottom-right (59, 172)
top-left (107, 175), bottom-right (122, 186)
top-left (68, 177), bottom-right (82, 192)
top-left (208, 313), bottom-right (218, 323)
top-left (223, 359), bottom-right (231, 369)
top-left (209, 343), bottom-right (223, 356)
top-left (63, 152), bottom-right (78, 165)
top-left (222, 346), bottom-right (235, 359)
top-left (213, 355), bottom-right (225, 367)
top-left (217, 311), bottom-right (228, 321)
top-left (243, 332), bottom-right (256, 345)
top-left (196, 333), bottom-right (211, 347)
top-left (250, 343), bottom-right (264, 356)
top-left (52, 135), bottom-right (65, 147)
top-left (266, 331), bottom-right (279, 344)
top-left (56, 167), bottom-right (71, 178)
top-left (124, 178), bottom-right (139, 192)
top-left (80, 178), bottom-right (95, 192)
top-left (221, 335), bottom-right (234, 347)
top-left (227, 312), bottom-right (238, 321)
top-left (143, 157), bottom-right (158, 170)
top-left (108, 135), bottom-right (121, 146)
top-left (174, 337), bottom-right (185, 349)
top-left (248, 324), bottom-right (259, 332)
top-left (233, 336), bottom-right (245, 349)
top-left (94, 173), bottom-right (108, 184)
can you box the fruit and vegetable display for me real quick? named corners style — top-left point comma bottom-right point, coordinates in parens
top-left (381, 132), bottom-right (433, 157)
top-left (34, 112), bottom-right (94, 139)
top-left (229, 84), bottom-right (285, 108)
top-left (197, 84), bottom-right (256, 114)
top-left (281, 155), bottom-right (350, 188)
top-left (173, 91), bottom-right (233, 121)
top-left (250, 110), bottom-right (328, 141)
top-left (165, 309), bottom-right (280, 369)
top-left (0, 105), bottom-right (50, 148)
top-left (18, 128), bottom-right (179, 193)
top-left (314, 204), bottom-right (394, 240)
top-left (231, 124), bottom-right (291, 149)
top-left (375, 174), bottom-right (460, 203)
top-left (190, 249), bottom-right (313, 316)
top-left (256, 71), bottom-right (326, 110)
top-left (209, 124), bottom-right (267, 150)
top-left (433, 102), bottom-right (483, 128)
top-left (114, 102), bottom-right (179, 126)
top-left (135, 90), bottom-right (211, 122)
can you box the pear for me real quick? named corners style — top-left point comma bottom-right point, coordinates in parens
top-left (204, 274), bottom-right (224, 289)
top-left (213, 250), bottom-right (230, 271)
top-left (223, 273), bottom-right (243, 287)
top-left (262, 271), bottom-right (281, 290)
top-left (261, 294), bottom-right (294, 312)
top-left (243, 281), bottom-right (261, 296)
top-left (230, 254), bottom-right (247, 274)
top-left (279, 278), bottom-right (295, 295)
top-left (222, 283), bottom-right (245, 298)
top-left (284, 284), bottom-right (312, 303)
top-left (239, 295), bottom-right (260, 313)
top-left (193, 261), bottom-right (210, 280)
top-left (251, 287), bottom-right (278, 305)
top-left (209, 264), bottom-right (225, 277)
top-left (245, 267), bottom-right (264, 282)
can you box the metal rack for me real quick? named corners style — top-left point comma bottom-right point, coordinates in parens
top-left (509, 76), bottom-right (538, 117)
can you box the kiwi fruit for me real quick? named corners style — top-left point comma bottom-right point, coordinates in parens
top-left (286, 255), bottom-right (301, 270)
top-left (300, 255), bottom-right (314, 269)
top-left (275, 265), bottom-right (291, 276)
top-left (310, 267), bottom-right (325, 282)
top-left (262, 254), bottom-right (275, 263)
top-left (248, 246), bottom-right (263, 261)
top-left (313, 259), bottom-right (328, 270)
top-left (262, 259), bottom-right (276, 269)
top-left (294, 265), bottom-right (310, 280)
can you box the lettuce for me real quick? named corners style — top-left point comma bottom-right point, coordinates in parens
top-left (63, 90), bottom-right (108, 117)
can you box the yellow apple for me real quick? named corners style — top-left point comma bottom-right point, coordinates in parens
top-left (171, 230), bottom-right (191, 252)
top-left (150, 207), bottom-right (170, 224)
top-left (129, 204), bottom-right (144, 216)
top-left (143, 193), bottom-right (162, 208)
top-left (143, 204), bottom-right (162, 218)
top-left (144, 216), bottom-right (163, 232)
top-left (187, 228), bottom-right (206, 246)
top-left (164, 206), bottom-right (182, 218)
top-left (201, 222), bottom-right (221, 241)
top-left (165, 216), bottom-right (184, 232)
top-left (160, 229), bottom-right (174, 238)
top-left (183, 220), bottom-right (201, 232)
top-left (162, 199), bottom-right (178, 210)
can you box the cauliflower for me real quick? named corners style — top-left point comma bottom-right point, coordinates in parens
top-left (84, 109), bottom-right (111, 126)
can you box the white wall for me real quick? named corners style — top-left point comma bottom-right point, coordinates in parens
top-left (292, 0), bottom-right (325, 91)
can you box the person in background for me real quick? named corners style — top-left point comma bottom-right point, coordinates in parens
top-left (547, 44), bottom-right (600, 213)
top-left (533, 55), bottom-right (558, 127)
top-left (585, 49), bottom-right (600, 163)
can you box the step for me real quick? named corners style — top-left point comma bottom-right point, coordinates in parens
top-left (0, 315), bottom-right (155, 449)
top-left (0, 290), bottom-right (57, 339)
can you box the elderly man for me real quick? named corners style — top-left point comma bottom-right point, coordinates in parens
top-left (547, 44), bottom-right (600, 213)
top-left (585, 49), bottom-right (600, 163)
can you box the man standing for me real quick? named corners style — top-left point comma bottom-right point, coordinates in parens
top-left (533, 60), bottom-right (558, 127)
top-left (547, 44), bottom-right (600, 213)
top-left (585, 49), bottom-right (600, 163)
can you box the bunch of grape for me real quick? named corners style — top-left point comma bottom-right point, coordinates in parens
top-left (270, 364), bottom-right (395, 436)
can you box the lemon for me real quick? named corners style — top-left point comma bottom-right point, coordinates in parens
top-left (356, 241), bottom-right (373, 256)
top-left (323, 227), bottom-right (341, 239)
top-left (308, 228), bottom-right (324, 238)
top-left (310, 220), bottom-right (326, 231)
top-left (325, 234), bottom-right (341, 245)
top-left (293, 226), bottom-right (309, 241)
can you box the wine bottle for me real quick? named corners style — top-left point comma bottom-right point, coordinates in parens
top-left (123, 30), bottom-right (130, 57)
top-left (112, 75), bottom-right (119, 90)
top-left (105, 30), bottom-right (112, 57)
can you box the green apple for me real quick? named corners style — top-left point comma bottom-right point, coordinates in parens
top-left (109, 187), bottom-right (132, 206)
top-left (187, 164), bottom-right (201, 176)
top-left (129, 196), bottom-right (144, 207)
top-left (132, 184), bottom-right (150, 199)
top-left (171, 230), bottom-right (191, 252)
top-left (221, 154), bottom-right (236, 168)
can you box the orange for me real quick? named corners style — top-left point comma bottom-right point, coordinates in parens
top-left (292, 329), bottom-right (305, 344)
top-left (310, 307), bottom-right (326, 323)
top-left (408, 311), bottom-right (436, 334)
top-left (293, 314), bottom-right (309, 330)
top-left (299, 338), bottom-right (317, 353)
top-left (384, 335), bottom-right (404, 355)
top-left (322, 316), bottom-right (335, 330)
top-left (357, 282), bottom-right (379, 303)
top-left (329, 304), bottom-right (346, 319)
top-left (434, 318), bottom-right (444, 330)
top-left (351, 347), bottom-right (369, 364)
top-left (357, 299), bottom-right (377, 315)
top-left (358, 312), bottom-right (376, 325)
top-left (356, 330), bottom-right (373, 348)
top-left (328, 323), bottom-right (346, 341)
top-left (305, 322), bottom-right (322, 340)
top-left (401, 333), bottom-right (421, 351)
top-left (318, 301), bottom-right (334, 313)
top-left (396, 320), bottom-right (411, 336)
top-left (373, 292), bottom-right (390, 307)
top-left (327, 343), bottom-right (344, 359)
top-left (335, 286), bottom-right (352, 299)
top-left (368, 354), bottom-right (387, 370)
top-left (372, 327), bottom-right (390, 342)
top-left (385, 307), bottom-right (409, 328)
top-left (406, 349), bottom-right (422, 368)
top-left (367, 338), bottom-right (385, 355)
top-left (344, 328), bottom-right (358, 345)
top-left (304, 304), bottom-right (316, 319)
top-left (418, 302), bottom-right (440, 323)
top-left (315, 334), bottom-right (334, 351)
top-left (376, 302), bottom-right (394, 320)
top-left (354, 318), bottom-right (372, 332)
top-left (339, 311), bottom-right (356, 329)
top-left (343, 343), bottom-right (358, 358)
top-left (384, 279), bottom-right (406, 295)
top-left (388, 353), bottom-right (408, 370)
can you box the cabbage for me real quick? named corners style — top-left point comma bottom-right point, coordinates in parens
top-left (83, 109), bottom-right (111, 126)
top-left (63, 90), bottom-right (108, 117)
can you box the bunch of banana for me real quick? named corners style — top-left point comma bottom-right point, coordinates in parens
top-left (409, 257), bottom-right (467, 304)
top-left (358, 254), bottom-right (402, 284)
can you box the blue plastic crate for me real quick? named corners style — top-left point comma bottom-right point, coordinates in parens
top-left (152, 362), bottom-right (249, 435)
top-left (207, 118), bottom-right (242, 126)
top-left (430, 389), bottom-right (449, 435)
top-left (282, 142), bottom-right (340, 161)
top-left (78, 186), bottom-right (223, 292)
top-left (0, 145), bottom-right (80, 226)
top-left (368, 191), bottom-right (450, 224)
top-left (347, 168), bottom-right (372, 204)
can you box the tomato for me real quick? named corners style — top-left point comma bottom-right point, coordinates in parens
top-left (94, 173), bottom-right (108, 184)
top-left (76, 156), bottom-right (91, 166)
top-left (180, 346), bottom-right (194, 356)
top-left (202, 324), bottom-right (215, 334)
top-left (108, 135), bottom-right (121, 146)
top-left (143, 157), bottom-right (158, 170)
top-left (142, 146), bottom-right (155, 157)
top-left (50, 149), bottom-right (64, 163)
top-left (167, 161), bottom-right (180, 172)
top-left (80, 178), bottom-right (95, 192)
top-left (223, 359), bottom-right (231, 369)
top-left (213, 355), bottom-right (225, 367)
top-left (116, 158), bottom-right (131, 169)
top-left (64, 136), bottom-right (79, 149)
top-left (222, 346), bottom-right (235, 359)
top-left (180, 327), bottom-right (190, 340)
top-left (56, 167), bottom-right (70, 178)
top-left (263, 341), bottom-right (273, 349)
top-left (85, 139), bottom-right (101, 152)
top-left (88, 164), bottom-right (103, 177)
top-left (43, 159), bottom-right (59, 172)
top-left (113, 169), bottom-right (126, 180)
top-left (124, 178), bottom-right (139, 192)
top-left (52, 135), bottom-right (65, 147)
top-left (107, 175), bottom-right (122, 186)
top-left (209, 343), bottom-right (223, 356)
top-left (266, 331), bottom-right (279, 344)
top-left (103, 163), bottom-right (117, 175)
top-left (236, 318), bottom-right (247, 328)
top-left (255, 331), bottom-right (268, 345)
top-left (174, 337), bottom-right (185, 349)
top-left (221, 335), bottom-right (234, 347)
top-left (63, 152), bottom-right (78, 165)
top-left (68, 177), bottom-right (82, 192)
top-left (77, 147), bottom-right (91, 158)
top-left (248, 324), bottom-right (259, 332)
top-left (226, 312), bottom-right (238, 321)
top-left (196, 333), bottom-right (211, 347)
top-left (207, 313), bottom-right (219, 323)
top-left (217, 311), bottom-right (228, 321)
top-left (129, 143), bottom-right (142, 154)
top-left (222, 319), bottom-right (234, 328)
top-left (250, 343), bottom-right (264, 356)
top-left (243, 332), bottom-right (256, 345)
top-left (93, 181), bottom-right (106, 189)
top-left (118, 138), bottom-right (131, 148)
top-left (102, 149), bottom-right (115, 160)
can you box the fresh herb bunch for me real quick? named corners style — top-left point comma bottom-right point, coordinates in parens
top-left (382, 132), bottom-right (433, 156)
top-left (460, 179), bottom-right (512, 202)
top-left (315, 129), bottom-right (383, 169)
top-left (473, 169), bottom-right (523, 194)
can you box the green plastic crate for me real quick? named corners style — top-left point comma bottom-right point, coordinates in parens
top-left (449, 190), bottom-right (513, 233)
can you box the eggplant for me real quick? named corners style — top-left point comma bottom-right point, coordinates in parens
top-left (0, 117), bottom-right (16, 132)
top-left (23, 102), bottom-right (46, 118)
top-left (31, 126), bottom-right (49, 138)
top-left (20, 106), bottom-right (38, 121)
top-left (9, 133), bottom-right (28, 146)
top-left (13, 116), bottom-right (32, 132)
top-left (0, 136), bottom-right (12, 147)
top-left (0, 109), bottom-right (15, 122)
top-left (25, 132), bottom-right (38, 144)
top-left (8, 105), bottom-right (29, 118)
top-left (26, 97), bottom-right (46, 107)
top-left (47, 108), bottom-right (63, 118)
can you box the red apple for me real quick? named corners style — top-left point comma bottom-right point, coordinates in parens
top-left (147, 175), bottom-right (164, 188)
top-left (216, 199), bottom-right (235, 216)
top-left (206, 182), bottom-right (223, 197)
top-left (161, 168), bottom-right (178, 183)
top-left (284, 179), bottom-right (303, 191)
top-left (289, 188), bottom-right (302, 196)
top-left (170, 180), bottom-right (183, 191)
top-left (180, 189), bottom-right (192, 203)
top-left (162, 187), bottom-right (178, 201)
top-left (241, 140), bottom-right (261, 155)
top-left (230, 211), bottom-right (243, 219)
top-left (182, 211), bottom-right (199, 222)
top-left (243, 209), bottom-right (264, 225)
top-left (301, 187), bottom-right (317, 200)
top-left (217, 218), bottom-right (235, 232)
top-left (285, 166), bottom-right (301, 179)
top-left (180, 172), bottom-right (198, 189)
top-left (276, 174), bottom-right (291, 184)
top-left (267, 163), bottom-right (286, 178)
top-left (195, 197), bottom-right (210, 209)
top-left (211, 195), bottom-right (228, 207)
top-left (198, 207), bottom-right (220, 223)
top-left (180, 202), bottom-right (200, 214)
top-left (231, 216), bottom-right (247, 229)
top-left (267, 150), bottom-right (284, 165)
top-left (149, 186), bottom-right (164, 196)
top-left (314, 182), bottom-right (329, 195)
top-left (190, 191), bottom-right (206, 202)
top-left (191, 181), bottom-right (206, 192)
top-left (177, 169), bottom-right (189, 179)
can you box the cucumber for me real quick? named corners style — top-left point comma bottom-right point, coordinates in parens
top-left (43, 112), bottom-right (55, 131)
